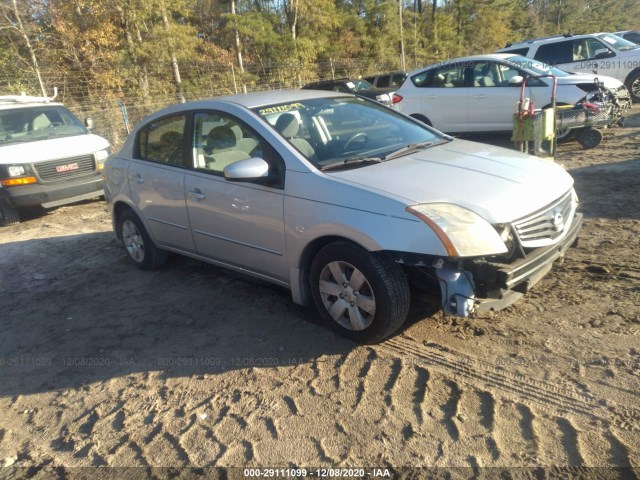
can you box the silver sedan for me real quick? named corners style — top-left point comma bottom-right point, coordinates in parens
top-left (104, 90), bottom-right (581, 343)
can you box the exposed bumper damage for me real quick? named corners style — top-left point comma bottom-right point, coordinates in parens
top-left (389, 212), bottom-right (583, 317)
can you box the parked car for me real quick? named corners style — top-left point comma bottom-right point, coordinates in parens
top-left (302, 78), bottom-right (395, 106)
top-left (614, 30), bottom-right (640, 45)
top-left (497, 33), bottom-right (640, 102)
top-left (364, 71), bottom-right (408, 89)
top-left (103, 90), bottom-right (582, 343)
top-left (391, 53), bottom-right (629, 134)
top-left (0, 92), bottom-right (110, 226)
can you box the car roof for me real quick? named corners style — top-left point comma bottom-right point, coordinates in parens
top-left (500, 32), bottom-right (615, 50)
top-left (139, 89), bottom-right (350, 120)
top-left (406, 53), bottom-right (520, 75)
top-left (0, 96), bottom-right (64, 111)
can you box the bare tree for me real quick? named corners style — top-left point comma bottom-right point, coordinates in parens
top-left (231, 0), bottom-right (247, 93)
top-left (0, 0), bottom-right (46, 96)
top-left (160, 0), bottom-right (185, 103)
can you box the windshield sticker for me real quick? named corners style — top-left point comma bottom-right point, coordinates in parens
top-left (346, 82), bottom-right (356, 89)
top-left (258, 103), bottom-right (304, 116)
top-left (602, 36), bottom-right (616, 44)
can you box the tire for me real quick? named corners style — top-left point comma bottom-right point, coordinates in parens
top-left (626, 70), bottom-right (640, 103)
top-left (574, 127), bottom-right (603, 150)
top-left (0, 203), bottom-right (20, 226)
top-left (118, 209), bottom-right (167, 270)
top-left (309, 241), bottom-right (410, 344)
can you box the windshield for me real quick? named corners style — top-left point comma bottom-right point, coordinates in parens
top-left (0, 105), bottom-right (87, 146)
top-left (507, 55), bottom-right (572, 77)
top-left (253, 96), bottom-right (443, 169)
top-left (598, 33), bottom-right (639, 51)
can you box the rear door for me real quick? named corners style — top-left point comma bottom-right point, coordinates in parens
top-left (128, 114), bottom-right (195, 252)
top-left (410, 62), bottom-right (469, 132)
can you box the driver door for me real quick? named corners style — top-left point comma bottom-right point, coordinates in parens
top-left (184, 111), bottom-right (288, 282)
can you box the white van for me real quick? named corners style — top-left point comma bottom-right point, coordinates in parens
top-left (0, 93), bottom-right (110, 225)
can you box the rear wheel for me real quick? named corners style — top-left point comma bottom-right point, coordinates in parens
top-left (310, 242), bottom-right (410, 344)
top-left (118, 209), bottom-right (167, 270)
top-left (0, 203), bottom-right (19, 226)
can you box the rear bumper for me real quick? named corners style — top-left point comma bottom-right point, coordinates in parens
top-left (466, 212), bottom-right (583, 312)
top-left (2, 174), bottom-right (103, 209)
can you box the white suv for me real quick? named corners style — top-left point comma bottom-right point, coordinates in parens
top-left (0, 93), bottom-right (110, 225)
top-left (392, 53), bottom-right (629, 134)
top-left (497, 33), bottom-right (640, 102)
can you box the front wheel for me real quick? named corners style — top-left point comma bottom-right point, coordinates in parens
top-left (118, 210), bottom-right (167, 270)
top-left (310, 242), bottom-right (410, 343)
top-left (0, 203), bottom-right (19, 226)
top-left (626, 70), bottom-right (640, 103)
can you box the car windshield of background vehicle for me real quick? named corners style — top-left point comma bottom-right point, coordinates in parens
top-left (0, 106), bottom-right (87, 146)
top-left (350, 79), bottom-right (375, 92)
top-left (254, 96), bottom-right (443, 169)
top-left (598, 33), bottom-right (639, 51)
top-left (507, 55), bottom-right (571, 77)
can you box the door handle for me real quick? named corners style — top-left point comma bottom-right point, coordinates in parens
top-left (472, 94), bottom-right (487, 99)
top-left (187, 189), bottom-right (206, 200)
top-left (132, 173), bottom-right (144, 184)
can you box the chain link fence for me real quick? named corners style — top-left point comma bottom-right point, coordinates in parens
top-left (43, 56), bottom-right (434, 150)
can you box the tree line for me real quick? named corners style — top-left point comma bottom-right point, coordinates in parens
top-left (1, 0), bottom-right (638, 106)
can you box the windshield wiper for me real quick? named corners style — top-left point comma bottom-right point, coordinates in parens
top-left (383, 141), bottom-right (435, 161)
top-left (321, 156), bottom-right (382, 171)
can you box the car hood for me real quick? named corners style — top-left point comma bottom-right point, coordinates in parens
top-left (0, 134), bottom-right (110, 164)
top-left (560, 72), bottom-right (623, 89)
top-left (325, 139), bottom-right (574, 224)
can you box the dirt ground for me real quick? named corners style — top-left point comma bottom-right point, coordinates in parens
top-left (1, 107), bottom-right (639, 477)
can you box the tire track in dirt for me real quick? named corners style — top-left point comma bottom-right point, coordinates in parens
top-left (382, 337), bottom-right (622, 422)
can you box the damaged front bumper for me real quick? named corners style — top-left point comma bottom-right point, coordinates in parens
top-left (465, 212), bottom-right (583, 314)
top-left (389, 212), bottom-right (583, 317)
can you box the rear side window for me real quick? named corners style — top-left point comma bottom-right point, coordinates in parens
top-left (138, 115), bottom-right (187, 166)
top-left (535, 41), bottom-right (573, 65)
top-left (375, 75), bottom-right (391, 88)
top-left (412, 63), bottom-right (465, 88)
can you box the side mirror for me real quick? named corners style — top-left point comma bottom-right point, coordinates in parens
top-left (509, 75), bottom-right (524, 86)
top-left (224, 157), bottom-right (270, 182)
top-left (85, 117), bottom-right (95, 130)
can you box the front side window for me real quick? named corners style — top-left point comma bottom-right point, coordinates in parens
top-left (573, 38), bottom-right (615, 60)
top-left (138, 115), bottom-right (186, 166)
top-left (0, 106), bottom-right (87, 146)
top-left (192, 112), bottom-right (263, 175)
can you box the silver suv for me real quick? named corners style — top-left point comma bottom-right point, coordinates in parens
top-left (104, 90), bottom-right (582, 343)
top-left (497, 33), bottom-right (640, 102)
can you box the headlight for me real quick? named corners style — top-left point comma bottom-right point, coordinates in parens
top-left (95, 148), bottom-right (110, 170)
top-left (406, 203), bottom-right (508, 257)
top-left (8, 165), bottom-right (26, 177)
